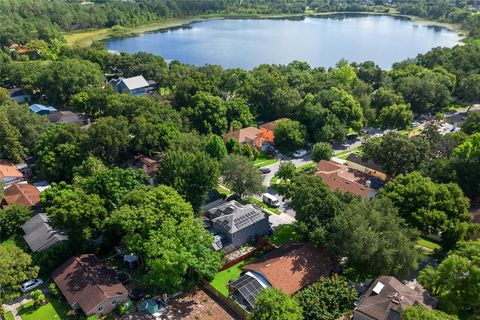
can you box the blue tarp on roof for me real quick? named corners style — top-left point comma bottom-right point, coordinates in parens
top-left (29, 104), bottom-right (57, 115)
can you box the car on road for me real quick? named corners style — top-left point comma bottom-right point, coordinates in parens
top-left (292, 149), bottom-right (307, 158)
top-left (20, 278), bottom-right (43, 293)
top-left (259, 167), bottom-right (271, 174)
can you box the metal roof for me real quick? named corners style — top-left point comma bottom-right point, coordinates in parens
top-left (209, 201), bottom-right (266, 233)
top-left (230, 273), bottom-right (265, 309)
top-left (119, 76), bottom-right (149, 90)
top-left (28, 104), bottom-right (57, 113)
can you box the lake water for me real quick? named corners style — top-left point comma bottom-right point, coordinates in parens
top-left (105, 14), bottom-right (461, 69)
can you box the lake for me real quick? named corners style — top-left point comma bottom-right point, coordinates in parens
top-left (105, 14), bottom-right (461, 69)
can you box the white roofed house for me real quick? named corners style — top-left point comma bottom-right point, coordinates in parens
top-left (110, 75), bottom-right (149, 96)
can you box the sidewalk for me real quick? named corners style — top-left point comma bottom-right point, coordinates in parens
top-left (269, 212), bottom-right (295, 228)
top-left (3, 296), bottom-right (32, 320)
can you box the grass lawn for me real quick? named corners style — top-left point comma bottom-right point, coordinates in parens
top-left (295, 162), bottom-right (316, 172)
top-left (5, 311), bottom-right (14, 320)
top-left (210, 258), bottom-right (255, 296)
top-left (417, 237), bottom-right (441, 251)
top-left (248, 197), bottom-right (281, 215)
top-left (268, 224), bottom-right (304, 247)
top-left (18, 297), bottom-right (70, 320)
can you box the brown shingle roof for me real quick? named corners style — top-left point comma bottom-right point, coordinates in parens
top-left (1, 183), bottom-right (40, 209)
top-left (52, 254), bottom-right (128, 315)
top-left (243, 243), bottom-right (338, 294)
top-left (0, 161), bottom-right (23, 180)
top-left (355, 276), bottom-right (437, 320)
top-left (316, 160), bottom-right (374, 198)
top-left (259, 118), bottom-right (287, 132)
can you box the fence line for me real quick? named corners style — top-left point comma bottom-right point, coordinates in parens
top-left (200, 280), bottom-right (248, 320)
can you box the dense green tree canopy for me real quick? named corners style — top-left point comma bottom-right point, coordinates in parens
top-left (156, 150), bottom-right (220, 212)
top-left (379, 103), bottom-right (414, 130)
top-left (221, 154), bottom-right (265, 198)
top-left (363, 133), bottom-right (430, 176)
top-left (380, 172), bottom-right (473, 249)
top-left (109, 185), bottom-right (194, 254)
top-left (87, 116), bottom-right (131, 164)
top-left (311, 142), bottom-right (333, 162)
top-left (295, 276), bottom-right (357, 320)
top-left (403, 306), bottom-right (459, 320)
top-left (0, 205), bottom-right (31, 240)
top-left (328, 198), bottom-right (420, 277)
top-left (0, 244), bottom-right (38, 302)
top-left (144, 216), bottom-right (222, 294)
top-left (251, 287), bottom-right (304, 320)
top-left (0, 113), bottom-right (27, 162)
top-left (274, 119), bottom-right (307, 153)
top-left (461, 111), bottom-right (480, 135)
top-left (42, 183), bottom-right (107, 246)
top-left (419, 240), bottom-right (480, 316)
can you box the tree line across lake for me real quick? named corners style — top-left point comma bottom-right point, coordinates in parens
top-left (0, 0), bottom-right (479, 319)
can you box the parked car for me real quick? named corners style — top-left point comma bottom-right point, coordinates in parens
top-left (262, 193), bottom-right (280, 208)
top-left (21, 279), bottom-right (43, 293)
top-left (259, 167), bottom-right (271, 174)
top-left (292, 149), bottom-right (307, 158)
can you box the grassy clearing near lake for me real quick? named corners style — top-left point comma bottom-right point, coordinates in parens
top-left (210, 258), bottom-right (255, 296)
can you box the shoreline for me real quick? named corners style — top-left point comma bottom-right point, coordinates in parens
top-left (64, 11), bottom-right (465, 48)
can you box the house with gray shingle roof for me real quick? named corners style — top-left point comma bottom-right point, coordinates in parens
top-left (22, 213), bottom-right (68, 252)
top-left (110, 75), bottom-right (149, 96)
top-left (206, 201), bottom-right (270, 251)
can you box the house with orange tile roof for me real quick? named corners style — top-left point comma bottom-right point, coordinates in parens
top-left (0, 161), bottom-right (24, 185)
top-left (258, 118), bottom-right (287, 143)
top-left (316, 160), bottom-right (378, 199)
top-left (223, 127), bottom-right (266, 149)
top-left (229, 243), bottom-right (338, 311)
top-left (1, 183), bottom-right (41, 210)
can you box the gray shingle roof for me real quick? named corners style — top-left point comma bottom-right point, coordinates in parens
top-left (208, 201), bottom-right (266, 234)
top-left (22, 213), bottom-right (68, 252)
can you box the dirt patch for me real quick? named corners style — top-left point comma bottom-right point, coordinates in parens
top-left (161, 288), bottom-right (234, 320)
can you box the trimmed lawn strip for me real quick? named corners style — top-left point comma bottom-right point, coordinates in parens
top-left (295, 162), bottom-right (316, 172)
top-left (5, 311), bottom-right (14, 320)
top-left (248, 197), bottom-right (281, 215)
top-left (417, 237), bottom-right (441, 251)
top-left (253, 158), bottom-right (277, 167)
top-left (210, 258), bottom-right (255, 296)
top-left (269, 224), bottom-right (303, 247)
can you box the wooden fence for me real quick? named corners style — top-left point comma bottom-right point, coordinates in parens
top-left (200, 280), bottom-right (248, 320)
top-left (220, 236), bottom-right (276, 271)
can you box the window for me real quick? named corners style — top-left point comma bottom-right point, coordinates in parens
top-left (112, 300), bottom-right (117, 306)
top-left (98, 306), bottom-right (104, 312)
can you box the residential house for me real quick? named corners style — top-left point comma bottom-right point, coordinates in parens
top-left (110, 76), bottom-right (149, 96)
top-left (223, 127), bottom-right (266, 149)
top-left (353, 276), bottom-right (437, 320)
top-left (29, 104), bottom-right (57, 115)
top-left (206, 201), bottom-right (270, 251)
top-left (48, 110), bottom-right (89, 125)
top-left (0, 161), bottom-right (24, 185)
top-left (126, 155), bottom-right (160, 185)
top-left (258, 118), bottom-right (286, 143)
top-left (52, 254), bottom-right (129, 317)
top-left (316, 160), bottom-right (378, 199)
top-left (8, 88), bottom-right (31, 104)
top-left (1, 183), bottom-right (40, 209)
top-left (229, 243), bottom-right (338, 311)
top-left (22, 213), bottom-right (68, 252)
top-left (345, 153), bottom-right (387, 181)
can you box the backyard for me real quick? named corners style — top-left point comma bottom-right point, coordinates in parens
top-left (209, 258), bottom-right (255, 297)
top-left (268, 224), bottom-right (304, 247)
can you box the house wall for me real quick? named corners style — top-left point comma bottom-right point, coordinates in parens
top-left (230, 216), bottom-right (270, 248)
top-left (86, 294), bottom-right (128, 316)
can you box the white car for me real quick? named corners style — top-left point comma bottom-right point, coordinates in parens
top-left (20, 279), bottom-right (43, 293)
top-left (292, 149), bottom-right (307, 158)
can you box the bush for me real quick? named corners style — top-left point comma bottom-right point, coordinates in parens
top-left (48, 283), bottom-right (60, 297)
top-left (30, 289), bottom-right (45, 308)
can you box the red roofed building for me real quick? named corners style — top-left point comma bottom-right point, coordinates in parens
top-left (229, 243), bottom-right (338, 311)
top-left (0, 161), bottom-right (24, 185)
top-left (1, 183), bottom-right (40, 209)
top-left (316, 160), bottom-right (377, 199)
top-left (259, 118), bottom-right (287, 143)
top-left (52, 254), bottom-right (128, 317)
top-left (223, 127), bottom-right (266, 149)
